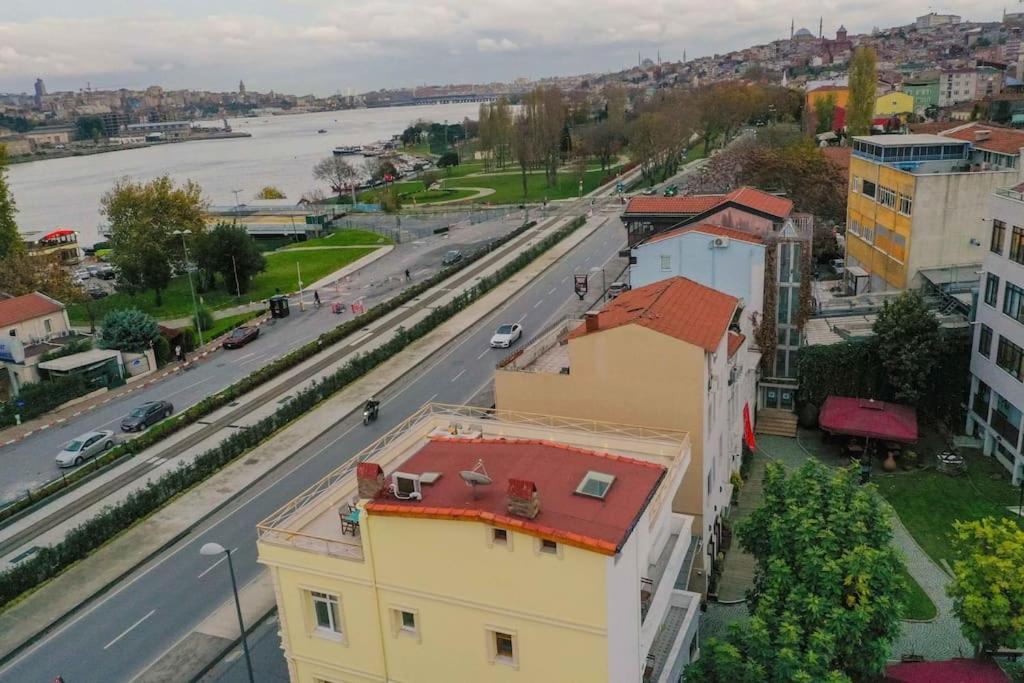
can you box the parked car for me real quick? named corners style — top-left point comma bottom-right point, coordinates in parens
top-left (490, 323), bottom-right (523, 348)
top-left (56, 430), bottom-right (116, 467)
top-left (87, 286), bottom-right (108, 300)
top-left (223, 326), bottom-right (260, 349)
top-left (86, 265), bottom-right (103, 277)
top-left (607, 282), bottom-right (631, 299)
top-left (830, 258), bottom-right (846, 276)
top-left (96, 266), bottom-right (117, 280)
top-left (663, 185), bottom-right (679, 197)
top-left (442, 249), bottom-right (463, 267)
top-left (641, 187), bottom-right (657, 196)
top-left (121, 400), bottom-right (174, 432)
top-left (73, 268), bottom-right (91, 280)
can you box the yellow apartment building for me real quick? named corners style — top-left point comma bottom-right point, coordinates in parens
top-left (846, 128), bottom-right (1024, 292)
top-left (257, 404), bottom-right (702, 683)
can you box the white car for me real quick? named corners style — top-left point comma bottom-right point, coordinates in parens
top-left (490, 323), bottom-right (523, 348)
top-left (56, 430), bottom-right (116, 468)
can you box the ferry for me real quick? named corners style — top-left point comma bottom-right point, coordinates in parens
top-left (317, 129), bottom-right (327, 134)
top-left (332, 145), bottom-right (361, 156)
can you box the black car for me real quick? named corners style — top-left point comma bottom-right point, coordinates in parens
top-left (121, 400), bottom-right (174, 432)
top-left (442, 249), bottom-right (463, 267)
top-left (223, 326), bottom-right (260, 349)
top-left (87, 287), bottom-right (108, 300)
top-left (96, 266), bottom-right (117, 280)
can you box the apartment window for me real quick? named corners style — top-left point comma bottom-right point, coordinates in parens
top-left (985, 273), bottom-right (1000, 307)
top-left (43, 318), bottom-right (52, 334)
top-left (898, 193), bottom-right (913, 216)
top-left (862, 179), bottom-right (877, 199)
top-left (539, 538), bottom-right (558, 554)
top-left (997, 336), bottom-right (1024, 381)
top-left (862, 223), bottom-right (875, 244)
top-left (1011, 226), bottom-right (1024, 265)
top-left (660, 254), bottom-right (671, 272)
top-left (852, 175), bottom-right (861, 193)
top-left (878, 186), bottom-right (896, 209)
top-left (492, 528), bottom-right (508, 545)
top-left (390, 607), bottom-right (419, 639)
top-left (311, 591), bottom-right (342, 636)
top-left (992, 219), bottom-right (1007, 255)
top-left (979, 324), bottom-right (993, 358)
top-left (1005, 282), bottom-right (1024, 324)
top-left (487, 628), bottom-right (518, 667)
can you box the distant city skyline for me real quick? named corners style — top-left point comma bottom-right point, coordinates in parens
top-left (0, 1), bottom-right (1011, 96)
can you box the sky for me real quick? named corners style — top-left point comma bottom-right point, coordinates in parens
top-left (0, 0), bottom-right (1011, 96)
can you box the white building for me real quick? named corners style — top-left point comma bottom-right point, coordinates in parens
top-left (916, 12), bottom-right (961, 29)
top-left (968, 183), bottom-right (1024, 483)
top-left (939, 68), bottom-right (1005, 107)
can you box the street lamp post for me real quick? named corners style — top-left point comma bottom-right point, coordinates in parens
top-left (173, 230), bottom-right (203, 347)
top-left (200, 543), bottom-right (254, 683)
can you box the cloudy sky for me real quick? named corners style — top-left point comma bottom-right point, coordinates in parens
top-left (0, 0), bottom-right (1010, 96)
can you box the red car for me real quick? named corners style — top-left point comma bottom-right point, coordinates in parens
top-left (223, 326), bottom-right (260, 349)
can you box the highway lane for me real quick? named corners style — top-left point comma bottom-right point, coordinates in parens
top-left (0, 217), bottom-right (522, 506)
top-left (0, 212), bottom-right (626, 683)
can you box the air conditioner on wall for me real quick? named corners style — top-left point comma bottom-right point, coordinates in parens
top-left (711, 237), bottom-right (730, 248)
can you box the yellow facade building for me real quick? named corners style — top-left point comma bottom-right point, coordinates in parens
top-left (258, 404), bottom-right (701, 683)
top-left (873, 92), bottom-right (915, 118)
top-left (846, 129), bottom-right (1024, 291)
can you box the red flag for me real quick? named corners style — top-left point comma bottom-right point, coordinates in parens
top-left (743, 403), bottom-right (757, 451)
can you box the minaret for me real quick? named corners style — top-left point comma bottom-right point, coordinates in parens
top-left (782, 70), bottom-right (789, 87)
top-left (683, 49), bottom-right (687, 63)
top-left (657, 49), bottom-right (661, 64)
top-left (791, 19), bottom-right (795, 40)
top-left (239, 80), bottom-right (246, 96)
top-left (819, 17), bottom-right (823, 39)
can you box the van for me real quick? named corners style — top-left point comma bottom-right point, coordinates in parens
top-left (608, 282), bottom-right (631, 299)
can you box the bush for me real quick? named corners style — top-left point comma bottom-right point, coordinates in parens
top-left (0, 374), bottom-right (91, 427)
top-left (99, 308), bottom-right (160, 353)
top-left (193, 307), bottom-right (214, 332)
top-left (153, 335), bottom-right (171, 365)
top-left (181, 328), bottom-right (198, 352)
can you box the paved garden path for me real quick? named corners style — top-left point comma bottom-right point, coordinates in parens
top-left (715, 455), bottom-right (766, 602)
top-left (430, 187), bottom-right (496, 205)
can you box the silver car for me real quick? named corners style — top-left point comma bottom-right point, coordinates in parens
top-left (56, 430), bottom-right (116, 468)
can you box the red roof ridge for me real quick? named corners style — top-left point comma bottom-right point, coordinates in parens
top-left (0, 292), bottom-right (64, 328)
top-left (727, 331), bottom-right (745, 358)
top-left (642, 222), bottom-right (766, 246)
top-left (426, 435), bottom-right (665, 470)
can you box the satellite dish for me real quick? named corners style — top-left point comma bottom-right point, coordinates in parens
top-left (459, 459), bottom-right (492, 499)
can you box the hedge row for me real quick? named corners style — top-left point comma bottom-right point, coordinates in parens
top-left (0, 215), bottom-right (586, 609)
top-left (0, 374), bottom-right (96, 428)
top-left (0, 219), bottom-right (540, 524)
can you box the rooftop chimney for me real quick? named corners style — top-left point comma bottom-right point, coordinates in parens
top-left (357, 462), bottom-right (386, 499)
top-left (507, 478), bottom-right (540, 519)
top-left (585, 312), bottom-right (600, 333)
top-left (975, 129), bottom-right (992, 141)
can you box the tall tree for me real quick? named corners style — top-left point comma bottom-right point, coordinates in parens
top-left (101, 176), bottom-right (207, 306)
top-left (814, 92), bottom-right (838, 134)
top-left (947, 517), bottom-right (1024, 657)
top-left (513, 105), bottom-right (537, 200)
top-left (581, 120), bottom-right (623, 173)
top-left (195, 222), bottom-right (266, 295)
top-left (685, 462), bottom-right (906, 682)
top-left (872, 291), bottom-right (940, 403)
top-left (313, 156), bottom-right (359, 197)
top-left (738, 139), bottom-right (847, 222)
top-left (0, 145), bottom-right (25, 259)
top-left (847, 47), bottom-right (878, 136)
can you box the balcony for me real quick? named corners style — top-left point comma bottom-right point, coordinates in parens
top-left (641, 514), bottom-right (694, 655)
top-left (991, 409), bottom-right (1021, 450)
top-left (643, 590), bottom-right (702, 683)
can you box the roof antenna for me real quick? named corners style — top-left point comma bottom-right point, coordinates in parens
top-left (459, 459), bottom-right (492, 499)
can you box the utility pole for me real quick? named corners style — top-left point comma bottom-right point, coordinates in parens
top-left (296, 262), bottom-right (304, 311)
top-left (231, 188), bottom-right (243, 221)
top-left (231, 254), bottom-right (241, 297)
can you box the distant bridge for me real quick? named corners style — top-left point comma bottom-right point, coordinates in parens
top-left (375, 94), bottom-right (504, 107)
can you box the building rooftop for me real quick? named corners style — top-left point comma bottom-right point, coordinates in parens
top-left (366, 437), bottom-right (666, 554)
top-left (0, 292), bottom-right (64, 328)
top-left (852, 133), bottom-right (959, 146)
top-left (623, 187), bottom-right (793, 220)
top-left (642, 223), bottom-right (766, 247)
top-left (568, 277), bottom-right (737, 352)
top-left (942, 122), bottom-right (1024, 155)
top-left (727, 332), bottom-right (745, 358)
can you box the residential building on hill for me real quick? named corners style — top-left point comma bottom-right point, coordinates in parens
top-left (902, 78), bottom-right (940, 114)
top-left (967, 183), bottom-right (1024, 484)
top-left (846, 127), bottom-right (1024, 292)
top-left (257, 404), bottom-right (701, 683)
top-left (938, 67), bottom-right (1005, 107)
top-left (494, 277), bottom-right (757, 593)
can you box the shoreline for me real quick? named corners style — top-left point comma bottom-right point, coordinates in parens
top-left (7, 131), bottom-right (252, 166)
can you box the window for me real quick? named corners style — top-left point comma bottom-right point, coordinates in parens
top-left (311, 591), bottom-right (342, 636)
top-left (898, 193), bottom-right (913, 216)
top-left (979, 324), bottom-right (993, 358)
top-left (540, 538), bottom-right (558, 554)
top-left (390, 607), bottom-right (419, 639)
top-left (492, 528), bottom-right (508, 545)
top-left (852, 175), bottom-right (861, 193)
top-left (861, 180), bottom-right (876, 198)
top-left (1011, 227), bottom-right (1024, 265)
top-left (1005, 282), bottom-right (1024, 324)
top-left (660, 254), bottom-right (671, 272)
top-left (43, 318), bottom-right (52, 334)
top-left (985, 273), bottom-right (1000, 307)
top-left (997, 336), bottom-right (1024, 381)
top-left (400, 610), bottom-right (417, 631)
top-left (992, 219), bottom-right (1007, 255)
top-left (877, 186), bottom-right (896, 209)
top-left (576, 471), bottom-right (615, 499)
top-left (487, 628), bottom-right (518, 667)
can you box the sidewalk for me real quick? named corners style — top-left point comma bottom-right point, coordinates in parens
top-left (0, 213), bottom-right (601, 663)
top-left (714, 454), bottom-right (767, 603)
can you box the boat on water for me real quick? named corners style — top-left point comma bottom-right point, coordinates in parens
top-left (333, 145), bottom-right (361, 156)
top-left (317, 129), bottom-right (327, 134)
top-left (361, 145), bottom-right (384, 157)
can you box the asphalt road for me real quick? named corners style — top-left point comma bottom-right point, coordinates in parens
top-left (0, 215), bottom-right (523, 506)
top-left (0, 212), bottom-right (626, 683)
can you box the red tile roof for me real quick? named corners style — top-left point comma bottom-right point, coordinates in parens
top-left (624, 195), bottom-right (725, 215)
top-left (822, 146), bottom-right (852, 174)
top-left (568, 276), bottom-right (738, 352)
top-left (0, 292), bottom-right (63, 328)
top-left (724, 187), bottom-right (793, 218)
top-left (643, 223), bottom-right (766, 246)
top-left (941, 122), bottom-right (1024, 155)
top-left (727, 332), bottom-right (745, 358)
top-left (365, 437), bottom-right (666, 554)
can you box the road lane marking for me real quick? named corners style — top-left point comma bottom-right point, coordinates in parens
top-left (451, 369), bottom-right (466, 383)
top-left (197, 548), bottom-right (238, 579)
top-left (533, 299), bottom-right (543, 309)
top-left (103, 609), bottom-right (155, 650)
top-left (561, 276), bottom-right (569, 284)
top-left (548, 287), bottom-right (556, 295)
top-left (476, 349), bottom-right (490, 360)
top-left (235, 352), bottom-right (256, 362)
top-left (347, 332), bottom-right (372, 346)
top-left (517, 313), bottom-right (527, 324)
top-left (427, 393), bottom-right (438, 402)
top-left (160, 377), bottom-right (213, 401)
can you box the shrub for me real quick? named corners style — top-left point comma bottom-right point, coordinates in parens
top-left (255, 186), bottom-right (286, 200)
top-left (99, 308), bottom-right (160, 353)
top-left (153, 335), bottom-right (171, 365)
top-left (193, 307), bottom-right (214, 332)
top-left (0, 374), bottom-right (91, 426)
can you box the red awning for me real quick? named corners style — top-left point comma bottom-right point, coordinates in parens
top-left (886, 659), bottom-right (1008, 683)
top-left (42, 228), bottom-right (76, 241)
top-left (819, 396), bottom-right (918, 443)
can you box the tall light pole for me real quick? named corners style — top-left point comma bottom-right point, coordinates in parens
top-left (173, 230), bottom-right (203, 347)
top-left (200, 543), bottom-right (254, 683)
top-left (231, 188), bottom-right (243, 220)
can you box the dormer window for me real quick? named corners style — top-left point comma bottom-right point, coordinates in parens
top-left (575, 471), bottom-right (615, 499)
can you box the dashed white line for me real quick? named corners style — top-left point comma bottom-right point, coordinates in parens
top-left (476, 349), bottom-right (490, 360)
top-left (561, 276), bottom-right (569, 284)
top-left (347, 331), bottom-right (373, 346)
top-left (547, 287), bottom-right (556, 295)
top-left (103, 609), bottom-right (155, 650)
top-left (197, 548), bottom-right (238, 579)
top-left (533, 299), bottom-right (544, 309)
top-left (517, 313), bottom-right (527, 324)
top-left (451, 369), bottom-right (466, 383)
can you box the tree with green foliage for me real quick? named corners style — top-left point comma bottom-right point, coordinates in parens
top-left (685, 462), bottom-right (906, 682)
top-left (872, 291), bottom-right (940, 403)
top-left (75, 116), bottom-right (105, 142)
top-left (738, 138), bottom-right (847, 223)
top-left (195, 222), bottom-right (266, 295)
top-left (814, 92), bottom-right (838, 133)
top-left (437, 151), bottom-right (459, 171)
top-left (99, 308), bottom-right (160, 352)
top-left (254, 186), bottom-right (286, 200)
top-left (947, 517), bottom-right (1024, 656)
top-left (101, 176), bottom-right (207, 306)
top-left (847, 47), bottom-right (878, 136)
top-left (0, 146), bottom-right (25, 259)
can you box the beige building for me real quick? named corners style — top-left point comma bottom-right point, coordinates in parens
top-left (24, 126), bottom-right (72, 146)
top-left (0, 292), bottom-right (76, 395)
top-left (494, 277), bottom-right (757, 592)
top-left (257, 404), bottom-right (702, 683)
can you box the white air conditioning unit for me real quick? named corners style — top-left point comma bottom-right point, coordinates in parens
top-left (711, 237), bottom-right (730, 248)
top-left (392, 472), bottom-right (423, 500)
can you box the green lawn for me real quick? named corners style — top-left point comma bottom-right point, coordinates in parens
top-left (188, 311), bottom-right (259, 339)
top-left (685, 142), bottom-right (708, 163)
top-left (897, 565), bottom-right (937, 620)
top-left (69, 247), bottom-right (376, 322)
top-left (874, 449), bottom-right (1022, 567)
top-left (447, 166), bottom-right (621, 204)
top-left (281, 228), bottom-right (391, 249)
